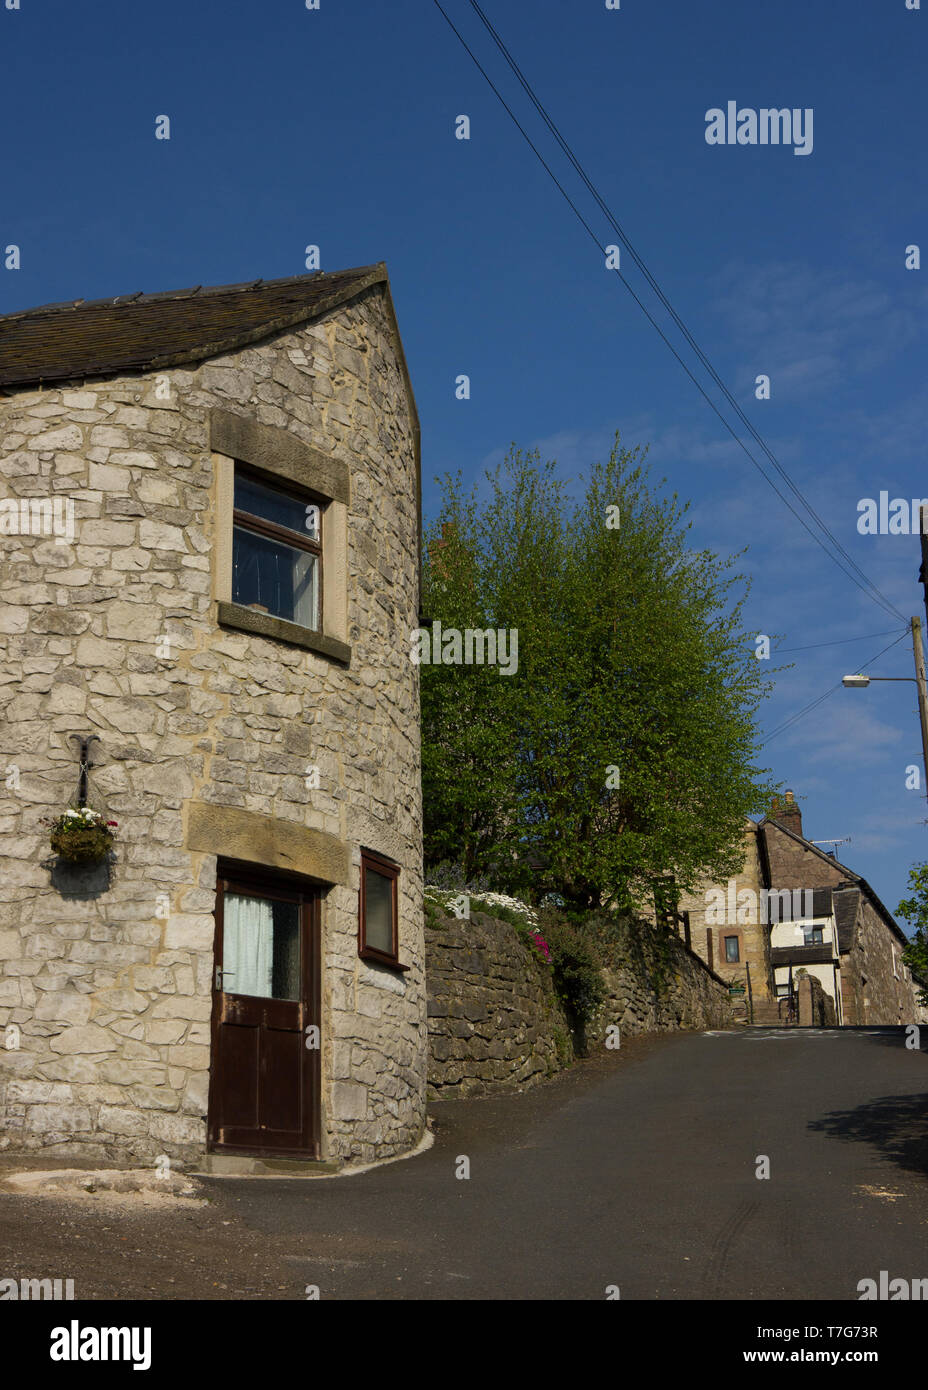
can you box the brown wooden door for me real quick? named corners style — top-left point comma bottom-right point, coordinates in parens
top-left (208, 867), bottom-right (320, 1157)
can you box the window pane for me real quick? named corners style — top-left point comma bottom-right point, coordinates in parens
top-left (271, 900), bottom-right (301, 1000)
top-left (235, 474), bottom-right (319, 541)
top-left (223, 893), bottom-right (300, 1000)
top-left (233, 526), bottom-right (318, 628)
top-left (724, 936), bottom-right (739, 962)
top-left (364, 868), bottom-right (394, 955)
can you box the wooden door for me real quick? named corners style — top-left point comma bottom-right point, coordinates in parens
top-left (208, 866), bottom-right (320, 1156)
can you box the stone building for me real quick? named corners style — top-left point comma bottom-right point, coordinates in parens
top-left (0, 263), bottom-right (427, 1170)
top-left (669, 792), bottom-right (927, 1026)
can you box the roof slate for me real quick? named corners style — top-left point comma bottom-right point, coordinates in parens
top-left (0, 264), bottom-right (387, 388)
top-left (832, 887), bottom-right (861, 954)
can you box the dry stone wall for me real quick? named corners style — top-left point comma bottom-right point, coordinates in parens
top-left (585, 920), bottom-right (734, 1046)
top-left (425, 911), bottom-right (571, 1097)
top-left (425, 908), bottom-right (732, 1097)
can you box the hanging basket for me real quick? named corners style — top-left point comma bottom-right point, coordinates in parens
top-left (47, 807), bottom-right (117, 864)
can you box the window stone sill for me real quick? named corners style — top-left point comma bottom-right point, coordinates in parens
top-left (217, 601), bottom-right (352, 665)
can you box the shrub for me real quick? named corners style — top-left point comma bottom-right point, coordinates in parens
top-left (538, 909), bottom-right (606, 1027)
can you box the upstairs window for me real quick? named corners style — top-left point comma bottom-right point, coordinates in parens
top-left (724, 935), bottom-right (740, 963)
top-left (232, 468), bottom-right (322, 631)
top-left (803, 924), bottom-right (824, 946)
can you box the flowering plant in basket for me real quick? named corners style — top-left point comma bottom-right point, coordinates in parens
top-left (46, 807), bottom-right (117, 863)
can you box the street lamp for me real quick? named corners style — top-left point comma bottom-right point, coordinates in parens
top-left (843, 616), bottom-right (928, 804)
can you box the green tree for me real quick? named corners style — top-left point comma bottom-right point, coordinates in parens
top-left (420, 436), bottom-right (778, 910)
top-left (896, 863), bottom-right (928, 1005)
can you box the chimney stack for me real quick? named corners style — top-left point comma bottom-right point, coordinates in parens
top-left (769, 788), bottom-right (803, 839)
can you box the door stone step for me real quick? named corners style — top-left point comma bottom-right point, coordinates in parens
top-left (195, 1154), bottom-right (343, 1177)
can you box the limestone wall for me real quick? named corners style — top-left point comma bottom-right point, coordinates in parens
top-left (425, 909), bottom-right (732, 1097)
top-left (425, 912), bottom-right (572, 1097)
top-left (0, 283), bottom-right (426, 1166)
top-left (585, 920), bottom-right (734, 1045)
top-left (797, 972), bottom-right (837, 1027)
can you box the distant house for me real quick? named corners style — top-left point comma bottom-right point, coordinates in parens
top-left (668, 792), bottom-right (928, 1026)
top-left (0, 264), bottom-right (426, 1170)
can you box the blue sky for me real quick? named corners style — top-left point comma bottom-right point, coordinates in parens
top-left (3, 0), bottom-right (927, 915)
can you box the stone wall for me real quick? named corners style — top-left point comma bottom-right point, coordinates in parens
top-left (585, 918), bottom-right (734, 1046)
top-left (797, 972), bottom-right (837, 1027)
top-left (425, 912), bottom-right (572, 1097)
top-left (0, 282), bottom-right (426, 1167)
top-left (425, 908), bottom-right (733, 1097)
top-left (840, 895), bottom-right (928, 1027)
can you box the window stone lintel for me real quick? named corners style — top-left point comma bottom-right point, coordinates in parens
top-left (210, 407), bottom-right (350, 505)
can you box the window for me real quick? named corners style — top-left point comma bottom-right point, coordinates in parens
top-left (359, 849), bottom-right (406, 970)
top-left (803, 924), bottom-right (824, 946)
top-left (222, 889), bottom-right (301, 1000)
top-left (724, 935), bottom-right (740, 963)
top-left (775, 982), bottom-right (791, 998)
top-left (232, 468), bottom-right (322, 631)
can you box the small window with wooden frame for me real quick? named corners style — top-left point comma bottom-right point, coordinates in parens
top-left (232, 465), bottom-right (324, 632)
top-left (358, 849), bottom-right (406, 971)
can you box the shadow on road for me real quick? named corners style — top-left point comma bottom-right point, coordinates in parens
top-left (846, 1027), bottom-right (926, 1053)
top-left (809, 1093), bottom-right (928, 1179)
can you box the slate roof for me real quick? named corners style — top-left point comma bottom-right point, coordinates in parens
top-left (833, 887), bottom-right (861, 954)
top-left (0, 264), bottom-right (388, 388)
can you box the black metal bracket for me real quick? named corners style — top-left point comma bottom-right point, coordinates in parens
top-left (69, 734), bottom-right (100, 806)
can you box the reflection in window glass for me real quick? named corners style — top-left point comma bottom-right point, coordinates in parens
top-left (364, 867), bottom-right (394, 955)
top-left (235, 474), bottom-right (318, 540)
top-left (233, 527), bottom-right (318, 628)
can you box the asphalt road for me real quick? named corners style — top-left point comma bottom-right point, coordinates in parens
top-left (4, 1026), bottom-right (928, 1299)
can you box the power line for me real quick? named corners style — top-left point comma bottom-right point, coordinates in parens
top-left (466, 0), bottom-right (902, 624)
top-left (763, 629), bottom-right (911, 744)
top-left (434, 0), bottom-right (907, 626)
top-left (773, 627), bottom-right (908, 654)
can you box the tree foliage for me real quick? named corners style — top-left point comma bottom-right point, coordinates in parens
top-left (420, 436), bottom-right (777, 911)
top-left (896, 863), bottom-right (928, 1005)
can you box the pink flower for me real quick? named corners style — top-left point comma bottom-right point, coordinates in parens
top-left (531, 932), bottom-right (551, 963)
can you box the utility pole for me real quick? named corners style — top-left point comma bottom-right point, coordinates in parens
top-left (918, 504), bottom-right (928, 635)
top-left (912, 615), bottom-right (928, 807)
top-left (843, 618), bottom-right (928, 809)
